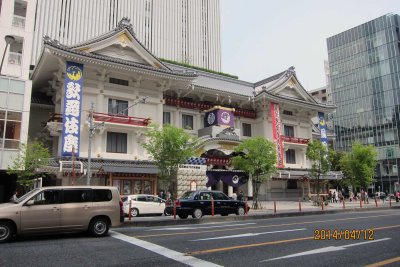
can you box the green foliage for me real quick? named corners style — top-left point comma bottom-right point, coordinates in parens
top-left (8, 140), bottom-right (51, 186)
top-left (328, 149), bottom-right (344, 172)
top-left (340, 142), bottom-right (378, 189)
top-left (306, 140), bottom-right (330, 199)
top-left (231, 137), bottom-right (276, 209)
top-left (160, 58), bottom-right (239, 79)
top-left (141, 124), bottom-right (197, 195)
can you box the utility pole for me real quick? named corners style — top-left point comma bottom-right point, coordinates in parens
top-left (87, 102), bottom-right (94, 185)
top-left (86, 97), bottom-right (148, 185)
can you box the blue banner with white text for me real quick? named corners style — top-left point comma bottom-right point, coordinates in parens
top-left (318, 112), bottom-right (328, 147)
top-left (61, 61), bottom-right (83, 157)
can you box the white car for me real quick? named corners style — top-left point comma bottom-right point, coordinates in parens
top-left (121, 194), bottom-right (166, 217)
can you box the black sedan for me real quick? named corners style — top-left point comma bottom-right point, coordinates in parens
top-left (165, 190), bottom-right (250, 219)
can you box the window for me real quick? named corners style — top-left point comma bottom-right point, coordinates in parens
top-left (0, 110), bottom-right (22, 149)
top-left (284, 125), bottom-right (295, 137)
top-left (199, 192), bottom-right (212, 200)
top-left (213, 192), bottom-right (229, 200)
top-left (283, 110), bottom-right (293, 116)
top-left (242, 123), bottom-right (252, 137)
top-left (285, 149), bottom-right (296, 164)
top-left (93, 189), bottom-right (112, 202)
top-left (62, 189), bottom-right (92, 203)
top-left (107, 132), bottom-right (127, 153)
top-left (108, 99), bottom-right (128, 115)
top-left (31, 190), bottom-right (60, 205)
top-left (109, 77), bottom-right (129, 86)
top-left (182, 114), bottom-right (193, 130)
top-left (163, 112), bottom-right (171, 125)
top-left (287, 180), bottom-right (298, 189)
top-left (322, 96), bottom-right (327, 102)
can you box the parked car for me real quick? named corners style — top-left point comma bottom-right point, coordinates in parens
top-left (121, 194), bottom-right (166, 217)
top-left (0, 186), bottom-right (122, 243)
top-left (164, 190), bottom-right (250, 219)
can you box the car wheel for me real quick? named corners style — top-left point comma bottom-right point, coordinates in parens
top-left (192, 208), bottom-right (203, 219)
top-left (178, 214), bottom-right (188, 219)
top-left (89, 217), bottom-right (110, 237)
top-left (0, 221), bottom-right (14, 243)
top-left (236, 206), bottom-right (245, 216)
top-left (130, 208), bottom-right (139, 217)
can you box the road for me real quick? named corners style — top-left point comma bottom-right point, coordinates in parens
top-left (1, 209), bottom-right (399, 266)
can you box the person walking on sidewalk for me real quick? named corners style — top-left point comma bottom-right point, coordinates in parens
top-left (364, 190), bottom-right (369, 204)
top-left (332, 192), bottom-right (336, 203)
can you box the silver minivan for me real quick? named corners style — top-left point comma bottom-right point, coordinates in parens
top-left (0, 186), bottom-right (122, 243)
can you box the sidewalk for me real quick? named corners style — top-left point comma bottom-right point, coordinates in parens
top-left (120, 199), bottom-right (400, 227)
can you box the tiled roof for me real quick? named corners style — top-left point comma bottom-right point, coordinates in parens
top-left (43, 37), bottom-right (197, 78)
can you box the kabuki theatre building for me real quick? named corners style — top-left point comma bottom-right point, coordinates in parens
top-left (30, 18), bottom-right (340, 200)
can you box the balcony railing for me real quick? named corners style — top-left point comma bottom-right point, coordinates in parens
top-left (47, 113), bottom-right (151, 127)
top-left (281, 135), bottom-right (310, 144)
top-left (93, 112), bottom-right (150, 126)
top-left (12, 15), bottom-right (26, 28)
top-left (164, 96), bottom-right (256, 119)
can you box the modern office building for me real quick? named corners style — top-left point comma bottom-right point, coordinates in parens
top-left (327, 14), bottom-right (400, 193)
top-left (31, 0), bottom-right (221, 71)
top-left (0, 0), bottom-right (36, 202)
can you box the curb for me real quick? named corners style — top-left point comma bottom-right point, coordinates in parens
top-left (117, 205), bottom-right (400, 228)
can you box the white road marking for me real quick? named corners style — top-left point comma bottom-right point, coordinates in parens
top-left (190, 228), bottom-right (307, 241)
top-left (110, 231), bottom-right (222, 267)
top-left (260, 238), bottom-right (391, 262)
top-left (149, 222), bottom-right (257, 231)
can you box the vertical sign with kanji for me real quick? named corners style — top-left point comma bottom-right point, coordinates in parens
top-left (318, 112), bottom-right (328, 148)
top-left (270, 102), bottom-right (284, 168)
top-left (61, 61), bottom-right (83, 157)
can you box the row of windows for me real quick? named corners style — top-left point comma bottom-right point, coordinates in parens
top-left (31, 189), bottom-right (112, 205)
top-left (327, 15), bottom-right (398, 50)
top-left (163, 111), bottom-right (253, 136)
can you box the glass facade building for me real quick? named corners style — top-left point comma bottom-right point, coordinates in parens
top-left (327, 14), bottom-right (400, 193)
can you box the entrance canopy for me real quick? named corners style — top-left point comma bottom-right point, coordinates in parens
top-left (206, 170), bottom-right (248, 188)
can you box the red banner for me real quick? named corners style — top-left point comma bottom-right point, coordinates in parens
top-left (270, 102), bottom-right (284, 168)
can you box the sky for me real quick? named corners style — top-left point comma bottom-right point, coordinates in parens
top-left (220, 0), bottom-right (400, 90)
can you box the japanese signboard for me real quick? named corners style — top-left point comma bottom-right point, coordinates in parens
top-left (271, 102), bottom-right (284, 168)
top-left (61, 61), bottom-right (84, 157)
top-left (318, 112), bottom-right (328, 147)
top-left (204, 106), bottom-right (235, 128)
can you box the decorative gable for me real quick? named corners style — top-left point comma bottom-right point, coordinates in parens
top-left (71, 18), bottom-right (168, 70)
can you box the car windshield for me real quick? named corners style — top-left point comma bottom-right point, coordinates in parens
top-left (180, 191), bottom-right (196, 199)
top-left (14, 188), bottom-right (41, 204)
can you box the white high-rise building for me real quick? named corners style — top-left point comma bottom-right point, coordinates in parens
top-left (0, 0), bottom-right (36, 201)
top-left (31, 0), bottom-right (222, 71)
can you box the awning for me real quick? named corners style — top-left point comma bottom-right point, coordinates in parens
top-left (102, 166), bottom-right (159, 174)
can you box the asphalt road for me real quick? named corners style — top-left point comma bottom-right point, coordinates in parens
top-left (1, 210), bottom-right (400, 267)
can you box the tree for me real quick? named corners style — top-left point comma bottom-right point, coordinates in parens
top-left (340, 142), bottom-right (378, 190)
top-left (141, 124), bottom-right (197, 197)
top-left (231, 136), bottom-right (276, 209)
top-left (306, 140), bottom-right (330, 202)
top-left (8, 140), bottom-right (51, 187)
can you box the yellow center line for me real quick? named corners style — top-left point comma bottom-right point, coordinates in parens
top-left (185, 224), bottom-right (400, 256)
top-left (364, 256), bottom-right (400, 267)
top-left (135, 213), bottom-right (399, 238)
top-left (186, 237), bottom-right (315, 255)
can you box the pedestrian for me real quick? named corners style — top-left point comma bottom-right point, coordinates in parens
top-left (328, 191), bottom-right (332, 203)
top-left (9, 191), bottom-right (17, 202)
top-left (332, 192), bottom-right (336, 203)
top-left (396, 191), bottom-right (400, 203)
top-left (166, 191), bottom-right (171, 201)
top-left (338, 191), bottom-right (343, 203)
top-left (238, 191), bottom-right (244, 201)
top-left (232, 192), bottom-right (237, 200)
top-left (349, 191), bottom-right (353, 202)
top-left (364, 190), bottom-right (369, 204)
top-left (159, 190), bottom-right (165, 200)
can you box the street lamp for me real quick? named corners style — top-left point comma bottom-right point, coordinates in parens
top-left (0, 35), bottom-right (15, 75)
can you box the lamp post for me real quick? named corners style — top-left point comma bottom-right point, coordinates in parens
top-left (0, 35), bottom-right (15, 75)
